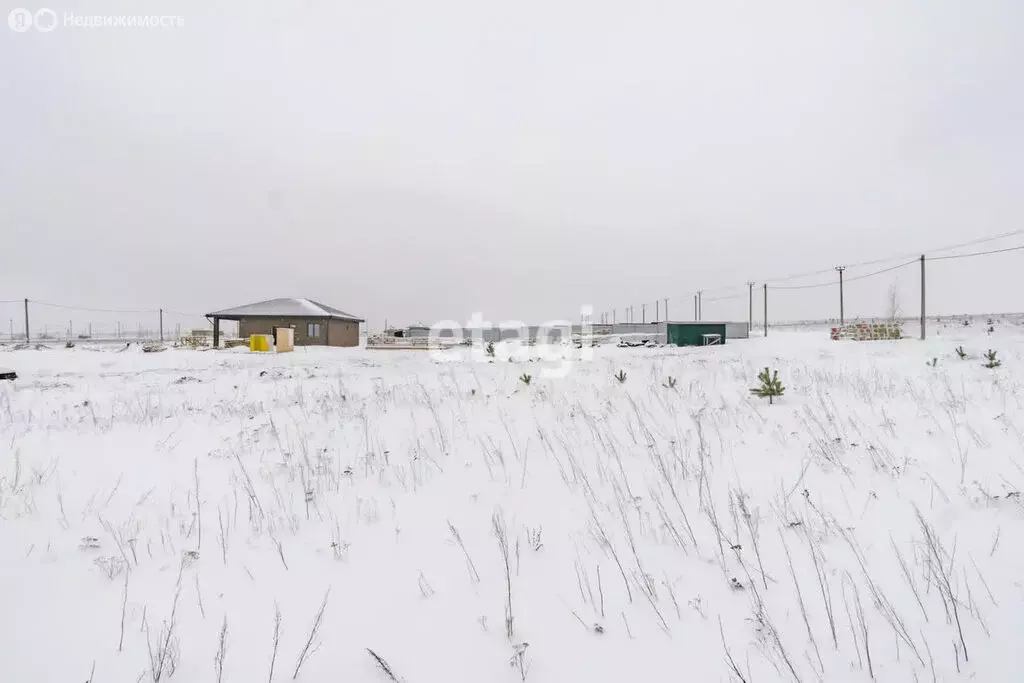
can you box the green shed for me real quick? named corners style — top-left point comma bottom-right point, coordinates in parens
top-left (666, 322), bottom-right (728, 347)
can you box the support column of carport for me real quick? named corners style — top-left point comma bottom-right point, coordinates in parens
top-left (212, 317), bottom-right (220, 348)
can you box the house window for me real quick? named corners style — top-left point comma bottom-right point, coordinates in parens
top-left (307, 323), bottom-right (321, 338)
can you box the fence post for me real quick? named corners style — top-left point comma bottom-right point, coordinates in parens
top-left (920, 254), bottom-right (926, 340)
top-left (835, 266), bottom-right (846, 325)
top-left (747, 282), bottom-right (754, 332)
top-left (159, 308), bottom-right (164, 342)
top-left (23, 298), bottom-right (29, 342)
top-left (763, 284), bottom-right (768, 337)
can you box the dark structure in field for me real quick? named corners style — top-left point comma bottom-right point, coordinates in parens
top-left (666, 322), bottom-right (729, 346)
top-left (206, 298), bottom-right (363, 348)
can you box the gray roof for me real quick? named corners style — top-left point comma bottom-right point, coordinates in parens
top-left (207, 298), bottom-right (364, 322)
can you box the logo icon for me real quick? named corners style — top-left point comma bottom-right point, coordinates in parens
top-left (34, 8), bottom-right (56, 31)
top-left (8, 8), bottom-right (32, 31)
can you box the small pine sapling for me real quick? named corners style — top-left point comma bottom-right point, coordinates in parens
top-left (750, 367), bottom-right (785, 405)
top-left (614, 370), bottom-right (627, 383)
top-left (983, 350), bottom-right (1002, 369)
top-left (519, 374), bottom-right (532, 386)
top-left (955, 346), bottom-right (967, 360)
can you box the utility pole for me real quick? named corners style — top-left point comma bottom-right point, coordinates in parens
top-left (697, 290), bottom-right (703, 321)
top-left (835, 266), bottom-right (846, 325)
top-left (747, 282), bottom-right (754, 332)
top-left (159, 308), bottom-right (164, 342)
top-left (642, 303), bottom-right (646, 324)
top-left (664, 297), bottom-right (669, 323)
top-left (763, 284), bottom-right (768, 337)
top-left (23, 299), bottom-right (29, 342)
top-left (655, 300), bottom-right (659, 322)
top-left (693, 294), bottom-right (698, 320)
top-left (613, 309), bottom-right (617, 325)
top-left (920, 254), bottom-right (926, 340)
top-left (89, 323), bottom-right (92, 339)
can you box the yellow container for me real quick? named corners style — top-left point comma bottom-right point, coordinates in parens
top-left (249, 334), bottom-right (271, 352)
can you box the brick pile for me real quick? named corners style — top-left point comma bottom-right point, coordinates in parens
top-left (830, 322), bottom-right (903, 341)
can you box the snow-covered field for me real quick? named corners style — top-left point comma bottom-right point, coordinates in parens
top-left (2, 328), bottom-right (1024, 682)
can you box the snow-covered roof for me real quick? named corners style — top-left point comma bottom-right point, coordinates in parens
top-left (207, 298), bottom-right (364, 322)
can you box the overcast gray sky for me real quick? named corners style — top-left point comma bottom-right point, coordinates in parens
top-left (2, 0), bottom-right (1023, 334)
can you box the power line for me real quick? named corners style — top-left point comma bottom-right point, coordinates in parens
top-left (31, 300), bottom-right (156, 314)
top-left (923, 229), bottom-right (1024, 256)
top-left (161, 309), bottom-right (208, 318)
top-left (760, 266), bottom-right (846, 287)
top-left (768, 259), bottom-right (917, 291)
top-left (614, 227), bottom-right (1024, 314)
top-left (703, 293), bottom-right (745, 303)
top-left (927, 244), bottom-right (1024, 262)
top-left (767, 280), bottom-right (837, 292)
top-left (844, 259), bottom-right (919, 282)
top-left (724, 228), bottom-right (1024, 292)
top-left (829, 229), bottom-right (1024, 272)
